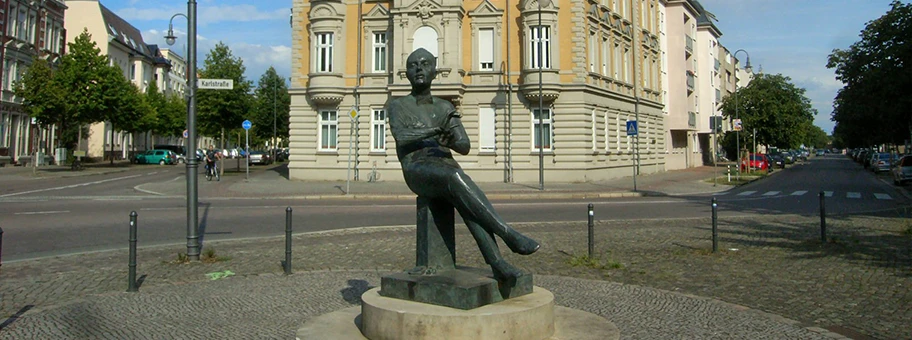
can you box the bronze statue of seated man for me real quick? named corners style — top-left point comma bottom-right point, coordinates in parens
top-left (387, 48), bottom-right (540, 280)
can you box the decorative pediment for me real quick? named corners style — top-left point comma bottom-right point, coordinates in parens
top-left (520, 0), bottom-right (557, 11)
top-left (469, 0), bottom-right (502, 17)
top-left (365, 3), bottom-right (389, 19)
top-left (310, 4), bottom-right (342, 20)
top-left (406, 0), bottom-right (442, 20)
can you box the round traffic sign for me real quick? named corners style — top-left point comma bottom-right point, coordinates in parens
top-left (242, 120), bottom-right (252, 130)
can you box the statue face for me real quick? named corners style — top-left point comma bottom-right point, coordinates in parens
top-left (406, 49), bottom-right (436, 89)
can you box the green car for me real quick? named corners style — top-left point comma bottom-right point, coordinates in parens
top-left (133, 149), bottom-right (177, 165)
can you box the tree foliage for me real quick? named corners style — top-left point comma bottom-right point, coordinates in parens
top-left (196, 42), bottom-right (253, 146)
top-left (827, 0), bottom-right (912, 148)
top-left (250, 66), bottom-right (290, 148)
top-left (719, 73), bottom-right (816, 153)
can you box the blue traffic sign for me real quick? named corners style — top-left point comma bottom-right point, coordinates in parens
top-left (242, 120), bottom-right (252, 130)
top-left (626, 120), bottom-right (638, 136)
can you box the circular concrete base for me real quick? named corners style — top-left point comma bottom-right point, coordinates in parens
top-left (296, 287), bottom-right (619, 340)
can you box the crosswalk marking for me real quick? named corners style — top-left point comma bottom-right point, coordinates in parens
top-left (847, 192), bottom-right (861, 199)
top-left (762, 191), bottom-right (780, 196)
top-left (730, 190), bottom-right (894, 200)
top-left (791, 190), bottom-right (808, 196)
top-left (824, 191), bottom-right (834, 197)
top-left (873, 193), bottom-right (892, 200)
top-left (713, 192), bottom-right (728, 196)
top-left (738, 191), bottom-right (756, 196)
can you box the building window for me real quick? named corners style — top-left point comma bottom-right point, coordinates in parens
top-left (6, 7), bottom-right (15, 37)
top-left (28, 12), bottom-right (36, 43)
top-left (479, 28), bottom-right (495, 71)
top-left (319, 110), bottom-right (338, 151)
top-left (601, 36), bottom-right (609, 76)
top-left (372, 32), bottom-right (387, 72)
top-left (17, 9), bottom-right (26, 41)
top-left (588, 31), bottom-right (597, 73)
top-left (479, 107), bottom-right (496, 152)
top-left (530, 25), bottom-right (551, 69)
top-left (130, 64), bottom-right (136, 80)
top-left (623, 47), bottom-right (630, 83)
top-left (613, 42), bottom-right (621, 80)
top-left (315, 32), bottom-right (334, 73)
top-left (591, 109), bottom-right (597, 151)
top-left (533, 108), bottom-right (552, 151)
top-left (371, 109), bottom-right (386, 152)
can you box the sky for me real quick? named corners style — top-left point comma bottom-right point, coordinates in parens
top-left (700, 0), bottom-right (904, 134)
top-left (103, 0), bottom-right (901, 134)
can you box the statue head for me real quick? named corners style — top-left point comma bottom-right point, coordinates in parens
top-left (405, 48), bottom-right (437, 91)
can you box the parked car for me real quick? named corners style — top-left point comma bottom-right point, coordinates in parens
top-left (741, 153), bottom-right (771, 172)
top-left (154, 145), bottom-right (186, 163)
top-left (768, 153), bottom-right (786, 169)
top-left (892, 155), bottom-right (912, 185)
top-left (247, 150), bottom-right (272, 165)
top-left (871, 153), bottom-right (897, 173)
top-left (815, 149), bottom-right (825, 157)
top-left (133, 149), bottom-right (176, 165)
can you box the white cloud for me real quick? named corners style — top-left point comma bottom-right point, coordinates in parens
top-left (230, 42), bottom-right (292, 82)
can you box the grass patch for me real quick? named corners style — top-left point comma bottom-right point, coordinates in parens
top-left (568, 254), bottom-right (625, 270)
top-left (165, 248), bottom-right (231, 264)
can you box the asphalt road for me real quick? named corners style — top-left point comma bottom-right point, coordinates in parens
top-left (1, 154), bottom-right (906, 262)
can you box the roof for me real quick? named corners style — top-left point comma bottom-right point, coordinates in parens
top-left (99, 3), bottom-right (151, 58)
top-left (692, 0), bottom-right (723, 37)
top-left (147, 44), bottom-right (173, 67)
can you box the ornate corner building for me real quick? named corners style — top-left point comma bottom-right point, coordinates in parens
top-left (289, 0), bottom-right (733, 183)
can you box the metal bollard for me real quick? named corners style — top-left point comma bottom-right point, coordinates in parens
top-left (284, 207), bottom-right (293, 275)
top-left (819, 191), bottom-right (827, 243)
top-left (128, 211), bottom-right (138, 292)
top-left (587, 203), bottom-right (594, 258)
top-left (0, 225), bottom-right (4, 269)
top-left (711, 198), bottom-right (718, 253)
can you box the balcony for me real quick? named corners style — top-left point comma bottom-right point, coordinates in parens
top-left (715, 89), bottom-right (722, 102)
top-left (307, 72), bottom-right (345, 106)
top-left (688, 111), bottom-right (696, 129)
top-left (714, 58), bottom-right (720, 71)
top-left (686, 71), bottom-right (695, 92)
top-left (685, 35), bottom-right (694, 55)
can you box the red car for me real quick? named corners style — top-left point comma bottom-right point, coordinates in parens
top-left (741, 153), bottom-right (771, 172)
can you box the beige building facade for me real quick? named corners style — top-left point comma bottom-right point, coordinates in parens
top-left (289, 0), bottom-right (665, 183)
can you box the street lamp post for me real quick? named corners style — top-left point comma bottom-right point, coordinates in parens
top-left (273, 78), bottom-right (277, 163)
top-left (733, 49), bottom-right (751, 181)
top-left (165, 1), bottom-right (200, 261)
top-left (537, 0), bottom-right (551, 191)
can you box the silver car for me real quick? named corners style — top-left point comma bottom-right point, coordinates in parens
top-left (892, 155), bottom-right (912, 185)
top-left (871, 152), bottom-right (896, 173)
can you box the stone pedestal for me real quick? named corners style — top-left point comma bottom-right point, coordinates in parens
top-left (381, 267), bottom-right (532, 310)
top-left (296, 287), bottom-right (620, 340)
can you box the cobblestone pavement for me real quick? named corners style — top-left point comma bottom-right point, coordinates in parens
top-left (2, 214), bottom-right (908, 339)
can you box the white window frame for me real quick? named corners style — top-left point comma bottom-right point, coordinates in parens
top-left (370, 109), bottom-right (386, 152)
top-left (601, 36), bottom-right (610, 76)
top-left (591, 109), bottom-right (597, 151)
top-left (588, 31), bottom-right (597, 73)
top-left (479, 28), bottom-right (495, 71)
top-left (315, 32), bottom-right (334, 73)
top-left (372, 32), bottom-right (387, 72)
top-left (532, 108), bottom-right (553, 151)
top-left (613, 42), bottom-right (621, 80)
top-left (319, 110), bottom-right (338, 151)
top-left (623, 46), bottom-right (630, 83)
top-left (479, 106), bottom-right (496, 152)
top-left (530, 25), bottom-right (551, 69)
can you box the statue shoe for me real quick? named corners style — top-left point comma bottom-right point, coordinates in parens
top-left (503, 232), bottom-right (540, 255)
top-left (491, 259), bottom-right (525, 281)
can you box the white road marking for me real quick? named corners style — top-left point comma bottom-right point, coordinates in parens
top-left (737, 191), bottom-right (756, 196)
top-left (14, 210), bottom-right (70, 215)
top-left (846, 192), bottom-right (861, 199)
top-left (791, 191), bottom-right (808, 196)
top-left (762, 191), bottom-right (780, 196)
top-left (0, 174), bottom-right (145, 198)
top-left (713, 192), bottom-right (729, 196)
top-left (873, 193), bottom-right (892, 200)
top-left (824, 191), bottom-right (834, 197)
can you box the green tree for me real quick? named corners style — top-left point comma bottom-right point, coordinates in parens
top-left (805, 125), bottom-right (830, 149)
top-left (827, 1), bottom-right (912, 148)
top-left (13, 59), bottom-right (67, 146)
top-left (251, 66), bottom-right (290, 150)
top-left (196, 42), bottom-right (253, 148)
top-left (719, 73), bottom-right (816, 150)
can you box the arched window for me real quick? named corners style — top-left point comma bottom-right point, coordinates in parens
top-left (412, 26), bottom-right (438, 57)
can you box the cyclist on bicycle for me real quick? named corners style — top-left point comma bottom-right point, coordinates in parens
top-left (205, 145), bottom-right (222, 180)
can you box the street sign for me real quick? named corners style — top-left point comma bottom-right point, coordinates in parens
top-left (733, 119), bottom-right (743, 131)
top-left (349, 108), bottom-right (358, 120)
top-left (198, 78), bottom-right (234, 90)
top-left (183, 129), bottom-right (189, 138)
top-left (242, 120), bottom-right (252, 130)
top-left (626, 120), bottom-right (638, 136)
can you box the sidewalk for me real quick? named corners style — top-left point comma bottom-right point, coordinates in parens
top-left (4, 164), bottom-right (888, 339)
